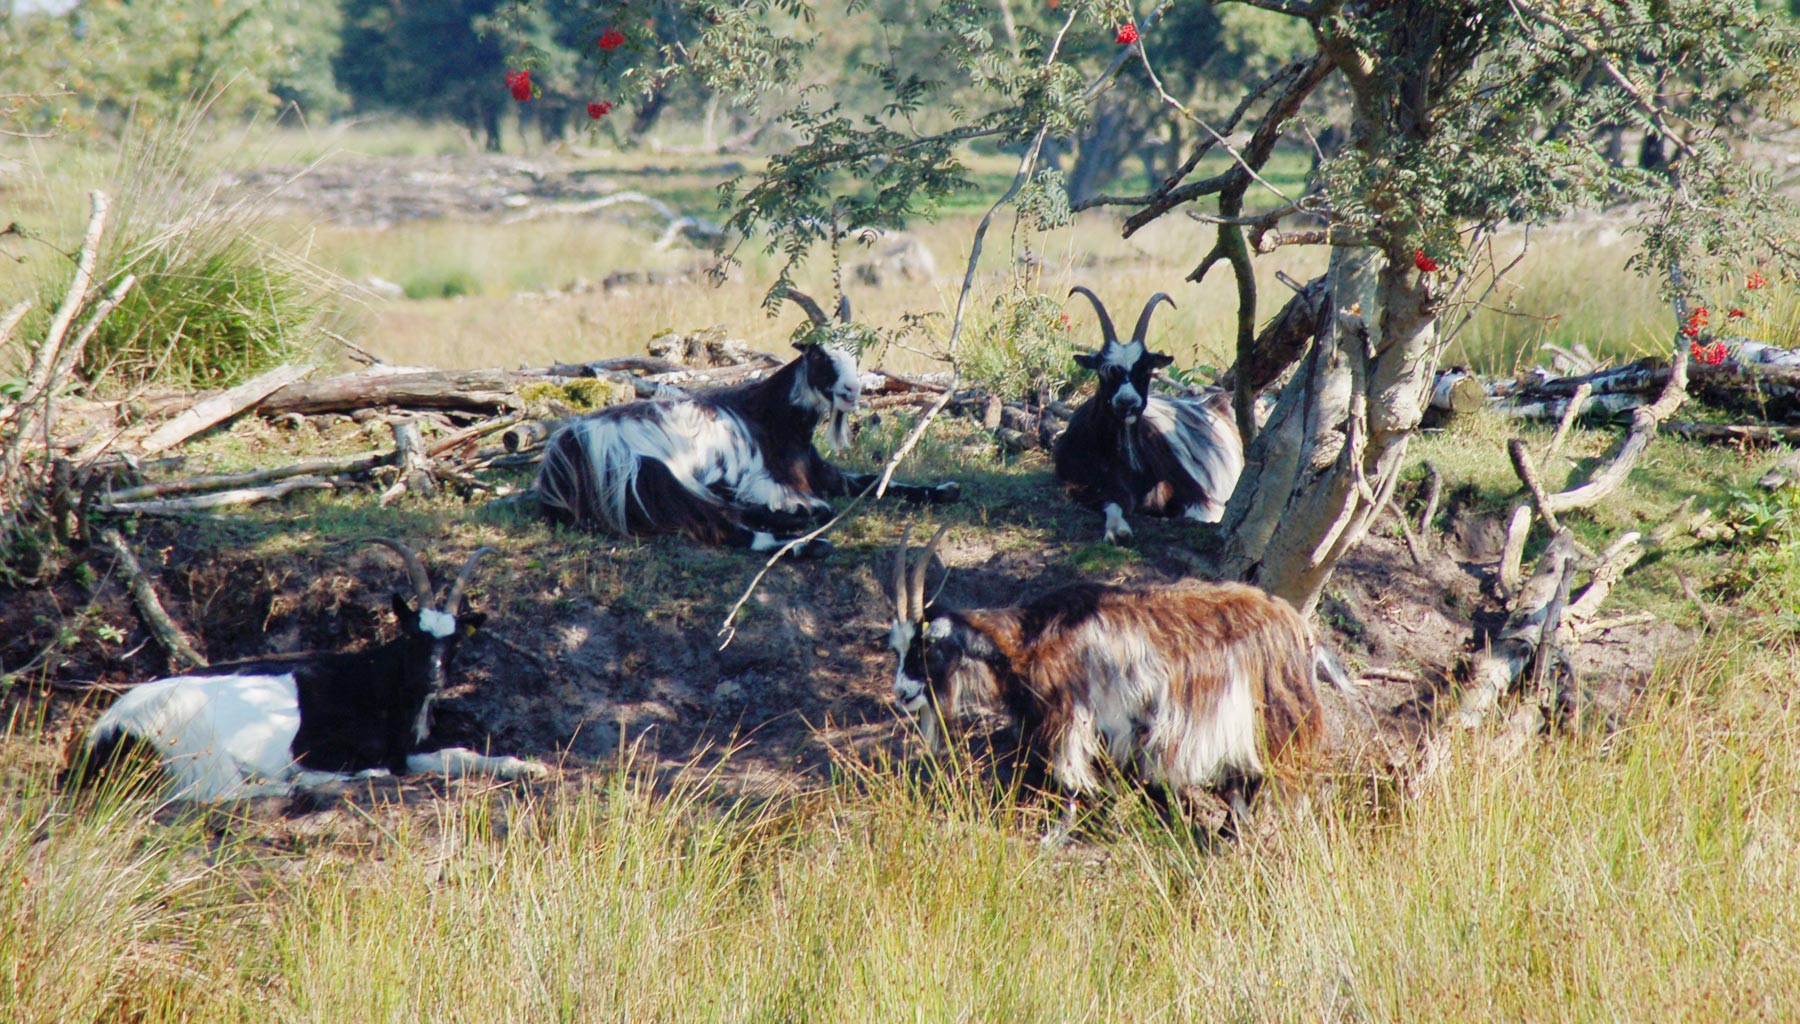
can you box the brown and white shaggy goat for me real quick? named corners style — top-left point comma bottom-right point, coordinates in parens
top-left (888, 527), bottom-right (1336, 836)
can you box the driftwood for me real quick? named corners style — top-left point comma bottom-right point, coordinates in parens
top-left (140, 364), bottom-right (312, 455)
top-left (97, 527), bottom-right (207, 669)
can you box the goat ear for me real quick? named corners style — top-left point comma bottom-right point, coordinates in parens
top-left (1073, 352), bottom-right (1102, 371)
top-left (1144, 352), bottom-right (1175, 370)
top-left (457, 612), bottom-right (488, 636)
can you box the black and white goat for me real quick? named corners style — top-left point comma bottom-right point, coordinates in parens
top-left (887, 526), bottom-right (1343, 836)
top-left (72, 540), bottom-right (545, 802)
top-left (534, 291), bottom-right (959, 556)
top-left (1054, 287), bottom-right (1243, 544)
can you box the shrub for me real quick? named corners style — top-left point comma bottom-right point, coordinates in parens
top-left (959, 287), bottom-right (1080, 404)
top-left (39, 108), bottom-right (332, 391)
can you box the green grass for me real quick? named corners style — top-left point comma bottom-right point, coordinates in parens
top-left (6, 627), bottom-right (1799, 1021)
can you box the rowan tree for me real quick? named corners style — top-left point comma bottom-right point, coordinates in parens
top-left (519, 0), bottom-right (1800, 614)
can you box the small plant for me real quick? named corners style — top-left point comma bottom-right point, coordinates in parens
top-left (961, 286), bottom-right (1082, 405)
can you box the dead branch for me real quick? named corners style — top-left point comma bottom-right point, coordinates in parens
top-left (1457, 528), bottom-right (1576, 727)
top-left (101, 452), bottom-right (389, 504)
top-left (256, 368), bottom-right (552, 417)
top-left (140, 364), bottom-right (312, 455)
top-left (1666, 421), bottom-right (1800, 446)
top-left (1546, 382), bottom-right (1591, 457)
top-left (1507, 437), bottom-right (1562, 533)
top-left (1542, 408), bottom-right (1658, 514)
top-left (97, 527), bottom-right (207, 669)
top-left (379, 420), bottom-right (436, 505)
top-left (1498, 504), bottom-right (1532, 600)
top-left (98, 476), bottom-right (335, 515)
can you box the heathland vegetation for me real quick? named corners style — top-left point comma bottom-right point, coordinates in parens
top-left (5, 1), bottom-right (1800, 1019)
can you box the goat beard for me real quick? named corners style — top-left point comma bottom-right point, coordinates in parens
top-left (823, 408), bottom-right (853, 451)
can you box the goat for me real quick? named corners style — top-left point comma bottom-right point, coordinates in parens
top-left (886, 526), bottom-right (1343, 838)
top-left (1053, 287), bottom-right (1243, 544)
top-left (534, 290), bottom-right (959, 556)
top-left (71, 539), bottom-right (545, 802)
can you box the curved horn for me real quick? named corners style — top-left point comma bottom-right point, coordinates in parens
top-left (892, 523), bottom-right (914, 623)
top-left (442, 546), bottom-right (495, 612)
top-left (908, 523), bottom-right (951, 620)
top-left (362, 537), bottom-right (433, 607)
top-left (1067, 286), bottom-right (1119, 346)
top-left (1131, 292), bottom-right (1176, 343)
top-left (785, 288), bottom-right (832, 328)
top-left (836, 293), bottom-right (852, 324)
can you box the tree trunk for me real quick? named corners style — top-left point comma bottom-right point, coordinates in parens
top-left (1217, 244), bottom-right (1438, 617)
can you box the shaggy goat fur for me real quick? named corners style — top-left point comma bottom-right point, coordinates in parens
top-left (889, 529), bottom-right (1334, 834)
top-left (1054, 287), bottom-right (1244, 543)
top-left (535, 294), bottom-right (956, 554)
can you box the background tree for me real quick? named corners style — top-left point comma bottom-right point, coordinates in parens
top-left (337, 0), bottom-right (511, 149)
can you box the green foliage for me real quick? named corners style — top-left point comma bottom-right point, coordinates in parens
top-left (0, 0), bottom-right (346, 127)
top-left (41, 113), bottom-right (329, 390)
top-left (960, 286), bottom-right (1082, 403)
top-left (337, 0), bottom-right (510, 148)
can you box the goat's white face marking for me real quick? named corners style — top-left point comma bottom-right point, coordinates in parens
top-left (825, 346), bottom-right (861, 413)
top-left (418, 608), bottom-right (456, 639)
top-left (888, 619), bottom-right (932, 713)
top-left (1103, 340), bottom-right (1145, 372)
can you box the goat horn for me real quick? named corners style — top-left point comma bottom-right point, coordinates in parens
top-left (362, 538), bottom-right (434, 607)
top-left (836, 293), bottom-right (852, 324)
top-left (1067, 286), bottom-right (1119, 347)
top-left (908, 523), bottom-right (951, 620)
top-left (892, 523), bottom-right (914, 623)
top-left (1131, 292), bottom-right (1176, 343)
top-left (785, 288), bottom-right (832, 328)
top-left (442, 546), bottom-right (496, 612)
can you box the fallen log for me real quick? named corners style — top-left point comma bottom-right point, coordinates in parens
top-left (257, 368), bottom-right (555, 417)
top-left (1429, 369), bottom-right (1486, 415)
top-left (1665, 421), bottom-right (1800, 446)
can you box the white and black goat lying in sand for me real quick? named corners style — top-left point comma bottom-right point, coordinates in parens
top-left (1054, 287), bottom-right (1243, 544)
top-left (887, 526), bottom-right (1346, 837)
top-left (71, 540), bottom-right (545, 802)
top-left (535, 291), bottom-right (959, 556)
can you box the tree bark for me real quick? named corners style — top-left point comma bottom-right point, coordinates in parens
top-left (1218, 244), bottom-right (1438, 617)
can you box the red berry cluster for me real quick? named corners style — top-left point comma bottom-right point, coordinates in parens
top-left (587, 101), bottom-right (615, 120)
top-left (1116, 22), bottom-right (1139, 45)
top-left (1690, 340), bottom-right (1727, 365)
top-left (1681, 305), bottom-right (1709, 339)
top-left (504, 69), bottom-right (533, 102)
top-left (598, 28), bottom-right (625, 51)
top-left (1413, 249), bottom-right (1440, 273)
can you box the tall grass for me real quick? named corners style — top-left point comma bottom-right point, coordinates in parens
top-left (5, 631), bottom-right (1798, 1021)
top-left (20, 107), bottom-right (337, 391)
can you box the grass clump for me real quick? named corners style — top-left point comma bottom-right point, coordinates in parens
top-left (31, 108), bottom-right (334, 391)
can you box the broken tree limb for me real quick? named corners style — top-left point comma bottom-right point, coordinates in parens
top-left (427, 413), bottom-right (524, 459)
top-left (1216, 271), bottom-right (1328, 397)
top-left (1665, 421), bottom-right (1800, 446)
top-left (256, 368), bottom-right (552, 417)
top-left (1543, 407), bottom-right (1659, 514)
top-left (139, 363), bottom-right (312, 455)
top-left (1457, 529), bottom-right (1577, 728)
top-left (1429, 369), bottom-right (1486, 415)
top-left (97, 527), bottom-right (207, 670)
top-left (1498, 504), bottom-right (1532, 600)
top-left (379, 420), bottom-right (436, 505)
top-left (1546, 382), bottom-right (1591, 458)
top-left (98, 476), bottom-right (335, 515)
top-left (101, 451), bottom-right (389, 504)
top-left (1489, 391), bottom-right (1646, 421)
top-left (1508, 437), bottom-right (1562, 533)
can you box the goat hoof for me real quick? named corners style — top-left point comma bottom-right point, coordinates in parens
top-left (930, 481), bottom-right (962, 504)
top-left (798, 538), bottom-right (836, 560)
